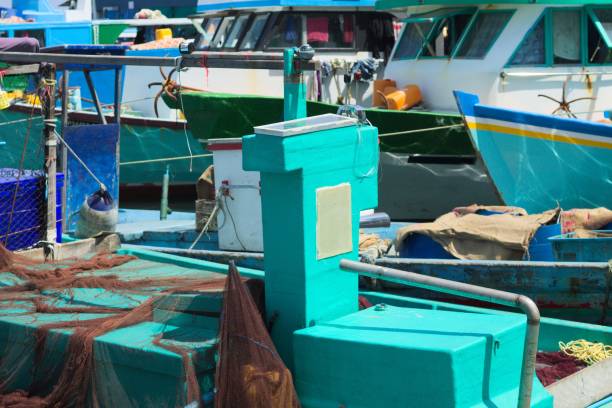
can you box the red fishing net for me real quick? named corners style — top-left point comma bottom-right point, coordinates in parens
top-left (535, 351), bottom-right (587, 386)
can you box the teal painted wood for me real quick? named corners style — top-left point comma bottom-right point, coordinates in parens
top-left (243, 120), bottom-right (379, 368)
top-left (283, 48), bottom-right (308, 121)
top-left (373, 258), bottom-right (611, 325)
top-left (454, 91), bottom-right (612, 214)
top-left (294, 305), bottom-right (553, 407)
top-left (360, 291), bottom-right (612, 352)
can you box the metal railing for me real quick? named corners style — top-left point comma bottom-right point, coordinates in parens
top-left (0, 51), bottom-right (319, 70)
top-left (339, 259), bottom-right (540, 408)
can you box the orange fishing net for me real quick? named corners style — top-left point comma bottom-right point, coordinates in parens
top-left (215, 263), bottom-right (300, 408)
top-left (0, 244), bottom-right (297, 407)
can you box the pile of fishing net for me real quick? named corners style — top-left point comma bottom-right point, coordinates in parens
top-left (0, 243), bottom-right (300, 407)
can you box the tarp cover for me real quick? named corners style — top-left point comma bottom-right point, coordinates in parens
top-left (0, 38), bottom-right (39, 53)
top-left (396, 207), bottom-right (559, 260)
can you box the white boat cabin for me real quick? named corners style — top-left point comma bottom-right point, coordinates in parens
top-left (382, 1), bottom-right (612, 120)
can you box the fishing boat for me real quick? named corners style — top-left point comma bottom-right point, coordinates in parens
top-left (454, 90), bottom-right (612, 213)
top-left (0, 1), bottom-right (210, 193)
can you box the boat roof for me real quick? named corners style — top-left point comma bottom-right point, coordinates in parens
top-left (376, 0), bottom-right (612, 10)
top-left (196, 0), bottom-right (375, 12)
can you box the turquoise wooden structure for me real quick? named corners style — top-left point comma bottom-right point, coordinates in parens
top-left (243, 114), bottom-right (379, 368)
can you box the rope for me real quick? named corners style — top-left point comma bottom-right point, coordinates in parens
top-left (0, 116), bottom-right (44, 127)
top-left (176, 60), bottom-right (194, 172)
top-left (119, 153), bottom-right (212, 166)
top-left (559, 340), bottom-right (612, 365)
top-left (378, 124), bottom-right (463, 138)
top-left (189, 193), bottom-right (222, 250)
top-left (53, 130), bottom-right (106, 191)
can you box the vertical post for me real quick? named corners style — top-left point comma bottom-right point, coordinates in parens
top-left (114, 67), bottom-right (121, 125)
top-left (60, 69), bottom-right (69, 231)
top-left (83, 69), bottom-right (107, 125)
top-left (41, 63), bottom-right (57, 243)
top-left (283, 48), bottom-right (307, 121)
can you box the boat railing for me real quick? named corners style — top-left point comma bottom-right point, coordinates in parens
top-left (0, 50), bottom-right (320, 70)
top-left (339, 259), bottom-right (540, 408)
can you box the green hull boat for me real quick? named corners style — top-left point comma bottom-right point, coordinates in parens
top-left (171, 92), bottom-right (503, 220)
top-left (0, 106), bottom-right (211, 188)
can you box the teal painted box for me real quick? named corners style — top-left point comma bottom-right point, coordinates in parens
top-left (0, 300), bottom-right (219, 406)
top-left (293, 305), bottom-right (552, 408)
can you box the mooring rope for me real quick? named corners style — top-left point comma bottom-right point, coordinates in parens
top-left (54, 130), bottom-right (106, 191)
top-left (119, 153), bottom-right (212, 166)
top-left (378, 124), bottom-right (463, 138)
top-left (0, 116), bottom-right (43, 127)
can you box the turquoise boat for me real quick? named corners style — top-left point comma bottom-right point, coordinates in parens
top-left (454, 91), bottom-right (612, 214)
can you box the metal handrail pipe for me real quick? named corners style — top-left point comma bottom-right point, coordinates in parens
top-left (339, 259), bottom-right (540, 408)
top-left (0, 52), bottom-right (319, 71)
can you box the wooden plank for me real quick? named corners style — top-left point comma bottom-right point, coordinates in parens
top-left (0, 63), bottom-right (39, 75)
top-left (547, 358), bottom-right (612, 408)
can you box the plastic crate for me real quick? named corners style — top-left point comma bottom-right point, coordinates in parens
top-left (0, 169), bottom-right (63, 250)
top-left (549, 231), bottom-right (612, 262)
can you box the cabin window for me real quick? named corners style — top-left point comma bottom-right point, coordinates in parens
top-left (552, 10), bottom-right (581, 64)
top-left (393, 8), bottom-right (479, 60)
top-left (198, 17), bottom-right (221, 49)
top-left (267, 14), bottom-right (302, 48)
top-left (306, 14), bottom-right (354, 49)
top-left (509, 7), bottom-right (612, 67)
top-left (588, 8), bottom-right (612, 64)
top-left (454, 11), bottom-right (513, 59)
top-left (508, 17), bottom-right (545, 65)
top-left (393, 22), bottom-right (432, 60)
top-left (420, 10), bottom-right (474, 57)
top-left (240, 14), bottom-right (269, 50)
top-left (224, 14), bottom-right (250, 48)
top-left (210, 16), bottom-right (236, 49)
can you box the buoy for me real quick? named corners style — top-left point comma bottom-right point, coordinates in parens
top-left (75, 188), bottom-right (119, 238)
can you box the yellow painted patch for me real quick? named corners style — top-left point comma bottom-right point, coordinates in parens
top-left (467, 121), bottom-right (612, 150)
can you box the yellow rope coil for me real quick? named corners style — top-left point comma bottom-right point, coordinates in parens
top-left (559, 340), bottom-right (612, 365)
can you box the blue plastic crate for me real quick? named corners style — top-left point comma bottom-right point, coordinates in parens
top-left (0, 170), bottom-right (64, 250)
top-left (549, 231), bottom-right (612, 262)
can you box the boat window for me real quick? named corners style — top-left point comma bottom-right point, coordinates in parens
top-left (197, 17), bottom-right (221, 49)
top-left (211, 16), bottom-right (236, 48)
top-left (306, 14), bottom-right (354, 49)
top-left (588, 8), bottom-right (612, 64)
top-left (240, 14), bottom-right (269, 50)
top-left (170, 24), bottom-right (199, 41)
top-left (454, 11), bottom-right (513, 59)
top-left (552, 10), bottom-right (581, 64)
top-left (392, 22), bottom-right (433, 60)
top-left (266, 14), bottom-right (303, 48)
top-left (224, 14), bottom-right (250, 48)
top-left (420, 11), bottom-right (474, 57)
top-left (509, 17), bottom-right (545, 65)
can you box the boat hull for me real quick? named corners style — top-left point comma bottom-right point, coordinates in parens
top-left (175, 92), bottom-right (501, 219)
top-left (0, 107), bottom-right (211, 187)
top-left (455, 91), bottom-right (612, 213)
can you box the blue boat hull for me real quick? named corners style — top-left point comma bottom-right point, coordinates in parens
top-left (373, 257), bottom-right (611, 325)
top-left (454, 91), bottom-right (612, 214)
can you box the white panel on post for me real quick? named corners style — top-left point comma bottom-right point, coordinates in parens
top-left (316, 183), bottom-right (352, 260)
